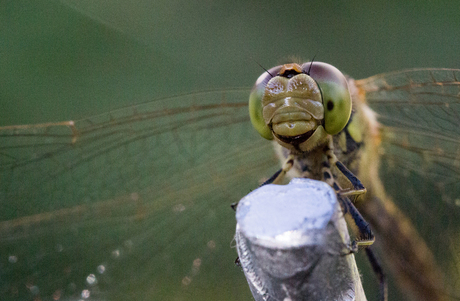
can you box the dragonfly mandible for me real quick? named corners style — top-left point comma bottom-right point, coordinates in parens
top-left (0, 63), bottom-right (459, 301)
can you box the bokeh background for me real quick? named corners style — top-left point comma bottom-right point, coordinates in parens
top-left (2, 0), bottom-right (459, 126)
top-left (1, 1), bottom-right (459, 300)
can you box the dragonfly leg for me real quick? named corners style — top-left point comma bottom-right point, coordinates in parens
top-left (230, 202), bottom-right (238, 211)
top-left (338, 193), bottom-right (388, 301)
top-left (324, 137), bottom-right (366, 197)
top-left (260, 154), bottom-right (295, 186)
top-left (335, 185), bottom-right (375, 248)
top-left (365, 248), bottom-right (388, 301)
top-left (332, 174), bottom-right (386, 300)
top-left (322, 147), bottom-right (374, 247)
top-left (234, 256), bottom-right (241, 267)
top-left (330, 240), bottom-right (359, 256)
top-left (335, 160), bottom-right (367, 197)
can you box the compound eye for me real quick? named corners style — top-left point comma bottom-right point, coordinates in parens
top-left (302, 62), bottom-right (352, 135)
top-left (248, 65), bottom-right (283, 140)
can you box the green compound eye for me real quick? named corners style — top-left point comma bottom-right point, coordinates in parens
top-left (304, 62), bottom-right (352, 135)
top-left (248, 65), bottom-right (284, 140)
top-left (319, 80), bottom-right (352, 135)
top-left (249, 84), bottom-right (273, 140)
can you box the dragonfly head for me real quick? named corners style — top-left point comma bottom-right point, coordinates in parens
top-left (249, 62), bottom-right (352, 152)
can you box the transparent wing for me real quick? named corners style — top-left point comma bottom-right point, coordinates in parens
top-left (0, 89), bottom-right (278, 300)
top-left (356, 69), bottom-right (460, 298)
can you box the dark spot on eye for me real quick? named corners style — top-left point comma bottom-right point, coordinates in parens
top-left (327, 100), bottom-right (334, 111)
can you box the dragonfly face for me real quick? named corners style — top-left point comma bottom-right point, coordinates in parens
top-left (1, 65), bottom-right (460, 301)
top-left (249, 62), bottom-right (352, 152)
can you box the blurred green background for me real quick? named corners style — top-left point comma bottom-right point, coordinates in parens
top-left (2, 0), bottom-right (459, 126)
top-left (1, 1), bottom-right (459, 300)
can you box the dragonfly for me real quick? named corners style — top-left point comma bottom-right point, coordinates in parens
top-left (1, 62), bottom-right (459, 301)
